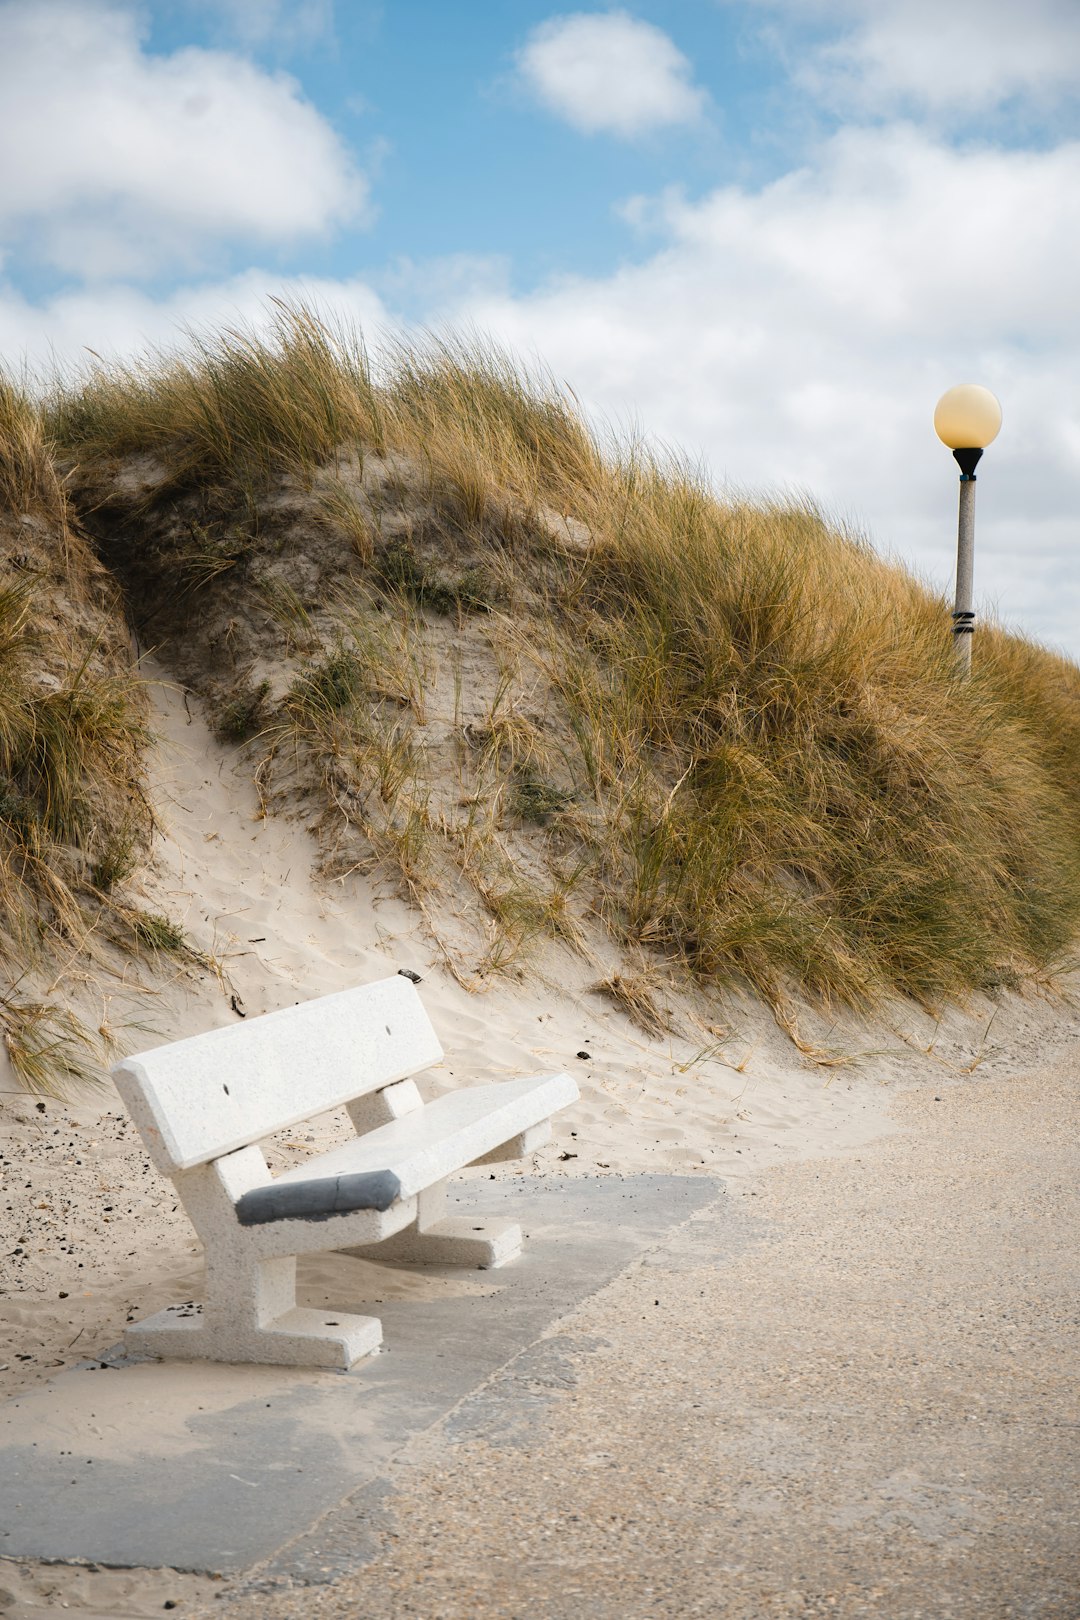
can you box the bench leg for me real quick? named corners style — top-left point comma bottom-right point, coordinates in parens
top-left (341, 1179), bottom-right (522, 1269)
top-left (125, 1251), bottom-right (383, 1371)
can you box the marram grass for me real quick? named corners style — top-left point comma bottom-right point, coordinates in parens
top-left (27, 302), bottom-right (1080, 1019)
top-left (0, 377), bottom-right (154, 1092)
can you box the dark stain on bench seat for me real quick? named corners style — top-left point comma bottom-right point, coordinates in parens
top-left (235, 1169), bottom-right (403, 1225)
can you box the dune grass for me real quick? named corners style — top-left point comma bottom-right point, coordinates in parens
top-left (0, 376), bottom-right (155, 1090)
top-left (36, 302), bottom-right (1080, 1017)
top-left (561, 480), bottom-right (1080, 1004)
top-left (0, 996), bottom-right (104, 1093)
top-left (48, 300), bottom-right (384, 498)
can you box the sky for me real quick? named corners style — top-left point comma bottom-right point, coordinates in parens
top-left (1, 0), bottom-right (1078, 654)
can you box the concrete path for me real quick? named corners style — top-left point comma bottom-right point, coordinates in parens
top-left (190, 1062), bottom-right (1079, 1620)
top-left (0, 1177), bottom-right (723, 1577)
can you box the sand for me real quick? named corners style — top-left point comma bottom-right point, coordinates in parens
top-left (183, 1058), bottom-right (1079, 1620)
top-left (2, 669), bottom-right (1078, 1616)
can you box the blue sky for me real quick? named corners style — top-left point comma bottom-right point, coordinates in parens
top-left (135, 2), bottom-right (794, 299)
top-left (1, 0), bottom-right (1078, 653)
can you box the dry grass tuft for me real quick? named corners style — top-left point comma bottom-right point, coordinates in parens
top-left (0, 995), bottom-right (104, 1096)
top-left (591, 970), bottom-right (673, 1037)
top-left (0, 375), bottom-right (155, 1092)
top-left (0, 373), bottom-right (70, 529)
top-left (48, 299), bottom-right (383, 499)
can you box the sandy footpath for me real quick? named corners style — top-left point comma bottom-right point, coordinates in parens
top-left (188, 1053), bottom-right (1080, 1620)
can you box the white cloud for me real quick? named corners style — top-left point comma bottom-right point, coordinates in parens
top-left (179, 0), bottom-right (335, 51)
top-left (738, 0), bottom-right (1080, 118)
top-left (0, 0), bottom-right (365, 278)
top-left (515, 10), bottom-right (707, 137)
top-left (0, 270), bottom-right (393, 373)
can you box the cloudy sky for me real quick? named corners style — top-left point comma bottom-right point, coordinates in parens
top-left (2, 0), bottom-right (1078, 653)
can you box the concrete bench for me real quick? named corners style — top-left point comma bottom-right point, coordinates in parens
top-left (112, 975), bottom-right (578, 1370)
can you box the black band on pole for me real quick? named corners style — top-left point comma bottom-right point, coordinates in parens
top-left (952, 446), bottom-right (983, 481)
top-left (951, 610), bottom-right (975, 635)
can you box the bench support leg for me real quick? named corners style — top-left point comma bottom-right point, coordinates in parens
top-left (125, 1251), bottom-right (384, 1370)
top-left (341, 1178), bottom-right (521, 1269)
top-left (124, 1154), bottom-right (386, 1370)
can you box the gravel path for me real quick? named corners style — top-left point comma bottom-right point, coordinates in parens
top-left (191, 1058), bottom-right (1079, 1620)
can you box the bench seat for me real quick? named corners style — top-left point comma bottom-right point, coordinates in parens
top-left (113, 977), bottom-right (579, 1370)
top-left (272, 1073), bottom-right (576, 1201)
top-left (234, 1074), bottom-right (576, 1225)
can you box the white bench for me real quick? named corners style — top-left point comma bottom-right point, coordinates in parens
top-left (112, 975), bottom-right (578, 1370)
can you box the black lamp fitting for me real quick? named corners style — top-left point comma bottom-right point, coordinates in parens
top-left (952, 446), bottom-right (984, 481)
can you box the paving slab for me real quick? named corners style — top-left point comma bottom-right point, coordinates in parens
top-left (0, 1175), bottom-right (728, 1576)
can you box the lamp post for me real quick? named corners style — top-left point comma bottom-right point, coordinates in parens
top-left (933, 384), bottom-right (1003, 675)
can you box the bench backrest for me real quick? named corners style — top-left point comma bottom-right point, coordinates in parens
top-left (112, 976), bottom-right (443, 1174)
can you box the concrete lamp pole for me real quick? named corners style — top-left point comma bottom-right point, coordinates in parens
top-left (933, 384), bottom-right (1003, 675)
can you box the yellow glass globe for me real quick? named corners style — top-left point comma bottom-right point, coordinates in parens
top-left (934, 384), bottom-right (1003, 450)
